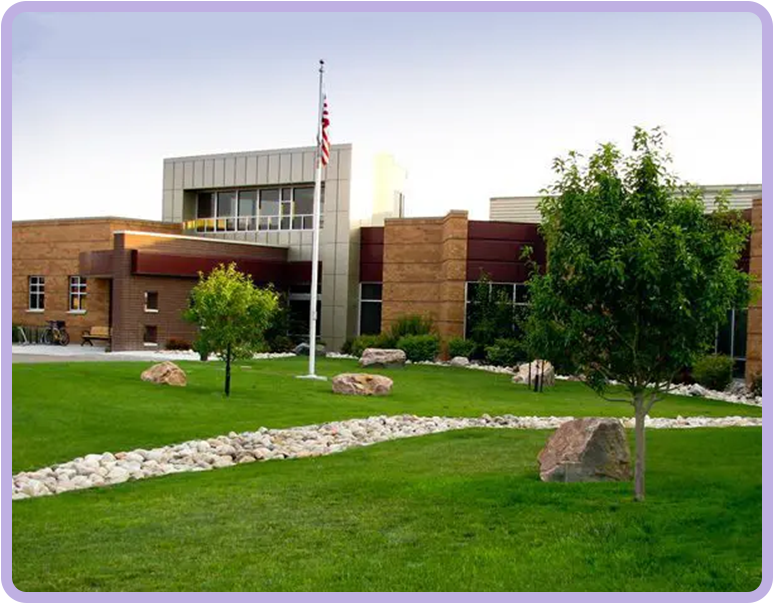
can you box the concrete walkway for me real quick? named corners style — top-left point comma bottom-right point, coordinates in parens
top-left (11, 344), bottom-right (200, 364)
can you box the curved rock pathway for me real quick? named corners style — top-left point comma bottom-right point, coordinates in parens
top-left (12, 413), bottom-right (762, 501)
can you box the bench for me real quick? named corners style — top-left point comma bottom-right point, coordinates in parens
top-left (81, 326), bottom-right (111, 346)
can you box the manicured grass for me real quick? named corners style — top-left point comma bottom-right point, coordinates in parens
top-left (12, 357), bottom-right (761, 472)
top-left (12, 428), bottom-right (761, 592)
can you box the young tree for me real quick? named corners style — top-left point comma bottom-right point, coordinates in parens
top-left (525, 127), bottom-right (752, 501)
top-left (184, 263), bottom-right (279, 397)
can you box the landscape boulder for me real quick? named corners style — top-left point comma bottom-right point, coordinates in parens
top-left (512, 360), bottom-right (555, 388)
top-left (449, 356), bottom-right (470, 367)
top-left (537, 418), bottom-right (631, 482)
top-left (293, 342), bottom-right (327, 356)
top-left (359, 348), bottom-right (406, 368)
top-left (332, 373), bottom-right (393, 396)
top-left (140, 361), bottom-right (187, 387)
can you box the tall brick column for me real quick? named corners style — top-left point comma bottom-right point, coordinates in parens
top-left (746, 197), bottom-right (762, 384)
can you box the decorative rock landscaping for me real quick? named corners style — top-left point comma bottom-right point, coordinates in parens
top-left (359, 348), bottom-right (407, 368)
top-left (11, 413), bottom-right (762, 501)
top-left (512, 360), bottom-right (556, 388)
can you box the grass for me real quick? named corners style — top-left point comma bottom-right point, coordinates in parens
top-left (12, 428), bottom-right (762, 592)
top-left (12, 357), bottom-right (761, 472)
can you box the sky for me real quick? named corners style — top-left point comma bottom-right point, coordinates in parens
top-left (11, 10), bottom-right (763, 222)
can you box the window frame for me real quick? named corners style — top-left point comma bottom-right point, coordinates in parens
top-left (28, 276), bottom-right (45, 312)
top-left (68, 275), bottom-right (87, 313)
top-left (358, 282), bottom-right (383, 336)
top-left (144, 291), bottom-right (159, 313)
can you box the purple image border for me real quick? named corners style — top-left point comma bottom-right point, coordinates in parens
top-left (0, 0), bottom-right (768, 599)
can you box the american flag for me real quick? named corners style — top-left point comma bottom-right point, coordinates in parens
top-left (320, 96), bottom-right (330, 166)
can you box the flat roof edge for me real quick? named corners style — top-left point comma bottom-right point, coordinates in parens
top-left (114, 230), bottom-right (289, 249)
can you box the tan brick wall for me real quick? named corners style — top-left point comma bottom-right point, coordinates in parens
top-left (381, 211), bottom-right (468, 346)
top-left (12, 218), bottom-right (180, 344)
top-left (746, 198), bottom-right (762, 384)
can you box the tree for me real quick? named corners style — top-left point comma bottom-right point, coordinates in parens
top-left (184, 263), bottom-right (279, 397)
top-left (524, 127), bottom-right (752, 501)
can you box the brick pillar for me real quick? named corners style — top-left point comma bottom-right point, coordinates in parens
top-left (746, 197), bottom-right (762, 384)
top-left (438, 211), bottom-right (468, 343)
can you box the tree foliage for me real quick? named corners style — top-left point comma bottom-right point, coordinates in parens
top-left (525, 127), bottom-right (752, 500)
top-left (184, 263), bottom-right (279, 396)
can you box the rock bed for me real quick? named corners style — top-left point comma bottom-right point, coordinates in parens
top-left (12, 413), bottom-right (762, 501)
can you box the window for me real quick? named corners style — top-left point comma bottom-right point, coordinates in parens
top-left (143, 325), bottom-right (158, 346)
top-left (464, 281), bottom-right (528, 339)
top-left (288, 282), bottom-right (322, 338)
top-left (716, 308), bottom-right (748, 378)
top-left (359, 283), bottom-right (383, 335)
top-left (192, 185), bottom-right (325, 233)
top-left (28, 276), bottom-right (45, 311)
top-left (68, 276), bottom-right (87, 311)
top-left (145, 291), bottom-right (159, 312)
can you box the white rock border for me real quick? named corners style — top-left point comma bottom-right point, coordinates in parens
top-left (12, 413), bottom-right (762, 501)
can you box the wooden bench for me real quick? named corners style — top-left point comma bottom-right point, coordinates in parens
top-left (81, 326), bottom-right (111, 346)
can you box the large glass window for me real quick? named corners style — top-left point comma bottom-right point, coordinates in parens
top-left (359, 283), bottom-right (383, 335)
top-left (192, 186), bottom-right (325, 232)
top-left (288, 282), bottom-right (322, 340)
top-left (465, 281), bottom-right (527, 340)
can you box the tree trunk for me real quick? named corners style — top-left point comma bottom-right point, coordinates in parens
top-left (225, 344), bottom-right (232, 397)
top-left (633, 391), bottom-right (646, 501)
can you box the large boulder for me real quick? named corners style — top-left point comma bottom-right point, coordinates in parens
top-left (449, 356), bottom-right (470, 367)
top-left (332, 373), bottom-right (393, 396)
top-left (513, 360), bottom-right (555, 388)
top-left (537, 418), bottom-right (631, 482)
top-left (140, 361), bottom-right (187, 387)
top-left (359, 348), bottom-right (406, 368)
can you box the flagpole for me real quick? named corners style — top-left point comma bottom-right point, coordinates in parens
top-left (299, 59), bottom-right (327, 381)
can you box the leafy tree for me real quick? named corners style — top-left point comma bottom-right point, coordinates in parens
top-left (525, 127), bottom-right (752, 501)
top-left (467, 272), bottom-right (524, 349)
top-left (184, 263), bottom-right (279, 397)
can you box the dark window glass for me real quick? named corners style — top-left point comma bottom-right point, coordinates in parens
top-left (238, 191), bottom-right (257, 216)
top-left (29, 276), bottom-right (45, 310)
top-left (145, 291), bottom-right (159, 311)
top-left (294, 186), bottom-right (315, 216)
top-left (281, 188), bottom-right (292, 201)
top-left (360, 302), bottom-right (382, 335)
top-left (491, 283), bottom-right (514, 302)
top-left (217, 191), bottom-right (236, 218)
top-left (197, 193), bottom-right (214, 218)
top-left (733, 309), bottom-right (748, 359)
top-left (143, 325), bottom-right (158, 344)
top-left (467, 282), bottom-right (483, 301)
top-left (515, 283), bottom-right (530, 304)
top-left (716, 310), bottom-right (733, 356)
top-left (361, 283), bottom-right (383, 301)
top-left (260, 189), bottom-right (280, 216)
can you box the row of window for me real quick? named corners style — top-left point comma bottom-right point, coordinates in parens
top-left (28, 276), bottom-right (87, 312)
top-left (192, 186), bottom-right (325, 233)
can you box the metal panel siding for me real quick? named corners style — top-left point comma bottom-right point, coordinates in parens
top-left (291, 151), bottom-right (304, 181)
top-left (203, 160), bottom-right (215, 188)
top-left (223, 157), bottom-right (236, 186)
top-left (172, 190), bottom-right (184, 222)
top-left (267, 154), bottom-right (280, 184)
top-left (162, 190), bottom-right (173, 221)
top-left (183, 161), bottom-right (194, 188)
top-left (213, 158), bottom-right (225, 187)
top-left (163, 162), bottom-right (175, 189)
top-left (193, 160), bottom-right (204, 188)
top-left (279, 153), bottom-right (292, 182)
top-left (303, 152), bottom-right (315, 181)
top-left (337, 147), bottom-right (352, 181)
top-left (235, 156), bottom-right (247, 185)
top-left (246, 156), bottom-right (258, 183)
top-left (173, 162), bottom-right (184, 188)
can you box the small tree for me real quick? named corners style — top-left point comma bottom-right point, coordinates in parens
top-left (525, 127), bottom-right (752, 501)
top-left (184, 263), bottom-right (279, 396)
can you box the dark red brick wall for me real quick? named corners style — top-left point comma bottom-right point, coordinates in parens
top-left (360, 227), bottom-right (384, 282)
top-left (466, 221), bottom-right (545, 283)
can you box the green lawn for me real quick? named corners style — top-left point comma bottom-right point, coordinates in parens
top-left (12, 357), bottom-right (762, 472)
top-left (12, 358), bottom-right (762, 591)
top-left (12, 428), bottom-right (761, 592)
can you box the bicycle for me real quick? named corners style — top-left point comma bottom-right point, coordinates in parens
top-left (42, 320), bottom-right (70, 346)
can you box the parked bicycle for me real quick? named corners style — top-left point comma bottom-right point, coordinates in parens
top-left (42, 320), bottom-right (70, 346)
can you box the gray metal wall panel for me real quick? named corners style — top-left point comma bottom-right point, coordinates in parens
top-left (193, 160), bottom-right (204, 188)
top-left (223, 157), bottom-right (236, 186)
top-left (267, 154), bottom-right (280, 184)
top-left (279, 153), bottom-right (292, 183)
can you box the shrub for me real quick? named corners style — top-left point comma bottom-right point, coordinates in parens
top-left (751, 374), bottom-right (762, 397)
top-left (397, 334), bottom-right (440, 362)
top-left (268, 335), bottom-right (294, 353)
top-left (192, 338), bottom-right (211, 362)
top-left (351, 335), bottom-right (384, 358)
top-left (165, 338), bottom-right (192, 351)
top-left (388, 314), bottom-right (434, 340)
top-left (447, 337), bottom-right (477, 359)
top-left (340, 339), bottom-right (354, 355)
top-left (691, 354), bottom-right (734, 392)
top-left (484, 338), bottom-right (526, 367)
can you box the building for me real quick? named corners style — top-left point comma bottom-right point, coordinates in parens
top-left (11, 145), bottom-right (761, 383)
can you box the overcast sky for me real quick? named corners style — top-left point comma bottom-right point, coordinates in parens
top-left (11, 10), bottom-right (763, 222)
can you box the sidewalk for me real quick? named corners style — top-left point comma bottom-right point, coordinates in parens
top-left (11, 344), bottom-right (201, 364)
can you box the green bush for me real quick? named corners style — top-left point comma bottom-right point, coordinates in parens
top-left (692, 354), bottom-right (734, 392)
top-left (351, 335), bottom-right (384, 358)
top-left (751, 374), bottom-right (762, 397)
top-left (388, 314), bottom-right (434, 340)
top-left (192, 338), bottom-right (211, 362)
top-left (165, 338), bottom-right (192, 351)
top-left (447, 337), bottom-right (477, 359)
top-left (340, 339), bottom-right (354, 355)
top-left (268, 335), bottom-right (295, 353)
top-left (397, 334), bottom-right (440, 362)
top-left (484, 338), bottom-right (526, 367)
